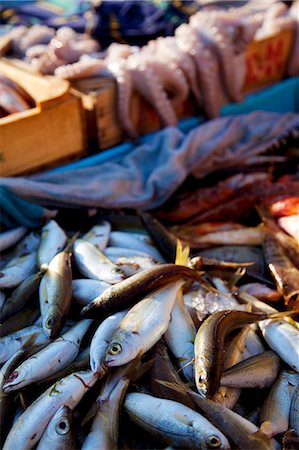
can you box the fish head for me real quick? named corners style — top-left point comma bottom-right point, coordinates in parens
top-left (104, 330), bottom-right (139, 367)
top-left (195, 366), bottom-right (208, 398)
top-left (52, 405), bottom-right (72, 436)
top-left (3, 366), bottom-right (28, 392)
top-left (43, 312), bottom-right (62, 339)
top-left (200, 430), bottom-right (231, 450)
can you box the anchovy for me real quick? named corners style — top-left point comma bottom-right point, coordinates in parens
top-left (36, 405), bottom-right (75, 450)
top-left (81, 264), bottom-right (205, 318)
top-left (74, 239), bottom-right (125, 284)
top-left (3, 370), bottom-right (97, 450)
top-left (124, 392), bottom-right (230, 449)
top-left (0, 251), bottom-right (37, 289)
top-left (3, 320), bottom-right (93, 392)
top-left (37, 220), bottom-right (67, 269)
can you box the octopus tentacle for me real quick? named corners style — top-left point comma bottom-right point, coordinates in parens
top-left (54, 57), bottom-right (108, 79)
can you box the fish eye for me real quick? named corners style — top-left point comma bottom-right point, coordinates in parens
top-left (108, 343), bottom-right (122, 355)
top-left (206, 435), bottom-right (222, 448)
top-left (56, 419), bottom-right (70, 435)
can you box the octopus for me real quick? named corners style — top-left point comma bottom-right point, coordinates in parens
top-left (287, 0), bottom-right (299, 76)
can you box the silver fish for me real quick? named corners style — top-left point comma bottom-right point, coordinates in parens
top-left (83, 222), bottom-right (111, 251)
top-left (72, 279), bottom-right (111, 306)
top-left (260, 370), bottom-right (299, 437)
top-left (39, 246), bottom-right (72, 339)
top-left (220, 351), bottom-right (281, 389)
top-left (3, 370), bottom-right (97, 450)
top-left (259, 319), bottom-right (299, 372)
top-left (90, 309), bottom-right (128, 376)
top-left (0, 325), bottom-right (50, 365)
top-left (0, 251), bottom-right (37, 289)
top-left (37, 220), bottom-right (67, 269)
top-left (104, 281), bottom-right (185, 368)
top-left (164, 288), bottom-right (196, 383)
top-left (3, 320), bottom-right (93, 392)
top-left (107, 255), bottom-right (158, 277)
top-left (36, 405), bottom-right (75, 450)
top-left (108, 231), bottom-right (164, 261)
top-left (0, 227), bottom-right (27, 252)
top-left (74, 239), bottom-right (125, 284)
top-left (124, 392), bottom-right (230, 449)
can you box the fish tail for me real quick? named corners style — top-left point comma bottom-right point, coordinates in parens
top-left (175, 240), bottom-right (190, 266)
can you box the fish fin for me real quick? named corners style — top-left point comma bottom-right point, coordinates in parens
top-left (268, 310), bottom-right (297, 319)
top-left (64, 231), bottom-right (81, 253)
top-left (175, 240), bottom-right (190, 266)
top-left (253, 424), bottom-right (273, 439)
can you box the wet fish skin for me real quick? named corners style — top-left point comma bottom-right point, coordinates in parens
top-left (0, 325), bottom-right (50, 365)
top-left (260, 370), bottom-right (299, 437)
top-left (0, 351), bottom-right (25, 446)
top-left (213, 326), bottom-right (250, 408)
top-left (3, 320), bottom-right (93, 392)
top-left (37, 220), bottom-right (67, 269)
top-left (72, 279), bottom-right (112, 306)
top-left (0, 251), bottom-right (37, 289)
top-left (3, 370), bottom-right (97, 450)
top-left (36, 405), bottom-right (75, 450)
top-left (149, 340), bottom-right (197, 410)
top-left (81, 264), bottom-right (205, 319)
top-left (164, 288), bottom-right (195, 383)
top-left (124, 392), bottom-right (230, 449)
top-left (1, 270), bottom-right (44, 322)
top-left (107, 254), bottom-right (158, 277)
top-left (83, 221), bottom-right (111, 251)
top-left (108, 230), bottom-right (164, 261)
top-left (90, 310), bottom-right (128, 376)
top-left (74, 239), bottom-right (125, 284)
top-left (220, 350), bottom-right (281, 389)
top-left (104, 281), bottom-right (185, 368)
top-left (186, 389), bottom-right (279, 450)
top-left (194, 310), bottom-right (272, 399)
top-left (82, 357), bottom-right (140, 450)
top-left (39, 247), bottom-right (73, 339)
top-left (259, 319), bottom-right (299, 372)
top-left (0, 227), bottom-right (27, 253)
top-left (0, 308), bottom-right (39, 338)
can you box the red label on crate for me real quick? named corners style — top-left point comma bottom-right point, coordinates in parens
top-left (244, 29), bottom-right (294, 93)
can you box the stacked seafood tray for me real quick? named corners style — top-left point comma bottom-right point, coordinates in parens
top-left (0, 173), bottom-right (298, 449)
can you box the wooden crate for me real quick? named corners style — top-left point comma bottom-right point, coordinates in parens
top-left (0, 59), bottom-right (86, 176)
top-left (244, 28), bottom-right (294, 93)
top-left (71, 76), bottom-right (198, 150)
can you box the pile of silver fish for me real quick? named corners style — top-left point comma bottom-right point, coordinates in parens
top-left (0, 216), bottom-right (298, 450)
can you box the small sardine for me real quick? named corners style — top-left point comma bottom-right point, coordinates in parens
top-left (37, 220), bottom-right (67, 269)
top-left (36, 405), bottom-right (75, 450)
top-left (260, 370), bottom-right (299, 437)
top-left (81, 263), bottom-right (205, 318)
top-left (220, 351), bottom-right (280, 389)
top-left (0, 325), bottom-right (50, 365)
top-left (83, 221), bottom-right (111, 251)
top-left (74, 239), bottom-right (125, 284)
top-left (39, 245), bottom-right (73, 339)
top-left (1, 270), bottom-right (44, 322)
top-left (3, 320), bottom-right (92, 392)
top-left (82, 357), bottom-right (140, 450)
top-left (0, 251), bottom-right (37, 289)
top-left (72, 279), bottom-right (111, 306)
top-left (259, 319), bottom-right (299, 372)
top-left (0, 308), bottom-right (39, 338)
top-left (124, 393), bottom-right (230, 449)
top-left (164, 289), bottom-right (196, 383)
top-left (0, 227), bottom-right (27, 252)
top-left (90, 310), bottom-right (128, 376)
top-left (104, 281), bottom-right (185, 368)
top-left (194, 310), bottom-right (281, 398)
top-left (3, 370), bottom-right (97, 450)
top-left (108, 231), bottom-right (164, 261)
